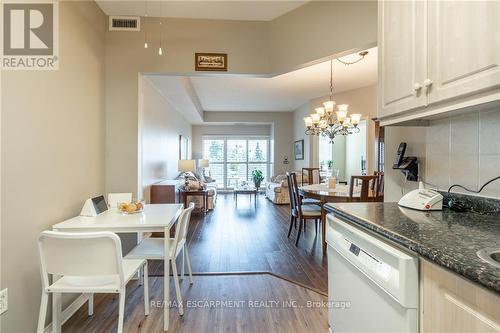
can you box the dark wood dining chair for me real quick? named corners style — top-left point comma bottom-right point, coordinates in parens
top-left (286, 172), bottom-right (298, 238)
top-left (288, 172), bottom-right (321, 245)
top-left (301, 167), bottom-right (320, 185)
top-left (372, 171), bottom-right (384, 202)
top-left (349, 175), bottom-right (378, 202)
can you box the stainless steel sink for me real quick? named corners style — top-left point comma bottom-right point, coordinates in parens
top-left (477, 248), bottom-right (500, 268)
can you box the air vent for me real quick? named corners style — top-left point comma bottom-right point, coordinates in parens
top-left (109, 16), bottom-right (140, 31)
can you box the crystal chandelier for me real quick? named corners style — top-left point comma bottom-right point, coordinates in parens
top-left (304, 53), bottom-right (367, 143)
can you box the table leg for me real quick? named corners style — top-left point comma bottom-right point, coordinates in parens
top-left (321, 205), bottom-right (327, 253)
top-left (183, 193), bottom-right (187, 209)
top-left (164, 227), bottom-right (171, 331)
top-left (204, 194), bottom-right (208, 214)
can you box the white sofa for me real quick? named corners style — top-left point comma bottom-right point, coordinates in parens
top-left (265, 172), bottom-right (311, 205)
top-left (178, 173), bottom-right (217, 210)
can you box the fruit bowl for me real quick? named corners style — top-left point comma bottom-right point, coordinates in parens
top-left (118, 202), bottom-right (144, 214)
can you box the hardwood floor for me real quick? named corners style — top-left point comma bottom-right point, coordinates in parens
top-left (63, 275), bottom-right (328, 333)
top-left (149, 193), bottom-right (328, 293)
top-left (62, 193), bottom-right (329, 332)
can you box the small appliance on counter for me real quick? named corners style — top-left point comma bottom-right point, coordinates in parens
top-left (80, 195), bottom-right (108, 217)
top-left (392, 142), bottom-right (418, 181)
top-left (398, 182), bottom-right (443, 211)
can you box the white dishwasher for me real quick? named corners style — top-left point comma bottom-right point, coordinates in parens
top-left (326, 214), bottom-right (418, 333)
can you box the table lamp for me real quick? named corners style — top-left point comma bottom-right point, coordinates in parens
top-left (198, 159), bottom-right (209, 177)
top-left (178, 159), bottom-right (196, 187)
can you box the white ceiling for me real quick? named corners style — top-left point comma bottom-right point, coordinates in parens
top-left (189, 46), bottom-right (378, 112)
top-left (95, 1), bottom-right (308, 21)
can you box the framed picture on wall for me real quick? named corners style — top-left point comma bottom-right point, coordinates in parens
top-left (294, 140), bottom-right (304, 160)
top-left (195, 53), bottom-right (228, 71)
top-left (179, 135), bottom-right (190, 160)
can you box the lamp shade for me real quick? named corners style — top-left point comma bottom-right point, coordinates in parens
top-left (199, 159), bottom-right (209, 168)
top-left (178, 159), bottom-right (196, 173)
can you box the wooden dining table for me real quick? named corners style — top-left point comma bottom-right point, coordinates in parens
top-left (299, 184), bottom-right (356, 253)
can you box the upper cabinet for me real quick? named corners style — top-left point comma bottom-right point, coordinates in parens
top-left (378, 0), bottom-right (500, 123)
top-left (378, 0), bottom-right (427, 118)
top-left (427, 1), bottom-right (500, 104)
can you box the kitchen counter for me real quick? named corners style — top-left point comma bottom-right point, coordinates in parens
top-left (324, 202), bottom-right (500, 294)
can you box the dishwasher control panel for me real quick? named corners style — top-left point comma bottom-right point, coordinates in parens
top-left (345, 237), bottom-right (392, 281)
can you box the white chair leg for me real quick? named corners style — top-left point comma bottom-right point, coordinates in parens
top-left (171, 260), bottom-right (184, 316)
top-left (185, 246), bottom-right (194, 285)
top-left (88, 293), bottom-right (94, 316)
top-left (180, 247), bottom-right (185, 280)
top-left (117, 291), bottom-right (125, 333)
top-left (37, 292), bottom-right (49, 333)
top-left (52, 292), bottom-right (61, 333)
top-left (143, 263), bottom-right (149, 316)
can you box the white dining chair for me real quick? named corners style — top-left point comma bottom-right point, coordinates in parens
top-left (126, 203), bottom-right (195, 316)
top-left (37, 231), bottom-right (149, 333)
top-left (107, 193), bottom-right (132, 208)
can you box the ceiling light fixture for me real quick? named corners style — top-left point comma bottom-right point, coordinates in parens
top-left (303, 51), bottom-right (368, 143)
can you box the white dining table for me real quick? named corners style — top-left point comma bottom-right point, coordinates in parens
top-left (52, 203), bottom-right (184, 331)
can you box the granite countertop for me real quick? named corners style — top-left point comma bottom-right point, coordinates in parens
top-left (324, 202), bottom-right (500, 294)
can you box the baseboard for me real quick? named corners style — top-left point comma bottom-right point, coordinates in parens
top-left (44, 294), bottom-right (89, 333)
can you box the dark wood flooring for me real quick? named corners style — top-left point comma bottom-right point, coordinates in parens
top-left (63, 275), bottom-right (328, 333)
top-left (62, 194), bottom-right (329, 332)
top-left (149, 193), bottom-right (328, 293)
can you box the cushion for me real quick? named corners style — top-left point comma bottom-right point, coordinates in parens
top-left (300, 204), bottom-right (321, 217)
top-left (181, 180), bottom-right (207, 191)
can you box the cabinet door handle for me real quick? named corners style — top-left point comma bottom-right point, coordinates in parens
top-left (413, 82), bottom-right (423, 94)
top-left (424, 78), bottom-right (433, 89)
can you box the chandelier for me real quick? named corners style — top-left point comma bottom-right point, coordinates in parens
top-left (304, 52), bottom-right (368, 143)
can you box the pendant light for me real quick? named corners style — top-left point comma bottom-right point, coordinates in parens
top-left (143, 1), bottom-right (148, 49)
top-left (158, 1), bottom-right (164, 56)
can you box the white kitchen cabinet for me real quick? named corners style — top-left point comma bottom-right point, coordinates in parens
top-left (427, 1), bottom-right (500, 105)
top-left (378, 0), bottom-right (427, 117)
top-left (421, 260), bottom-right (500, 333)
top-left (378, 0), bottom-right (500, 124)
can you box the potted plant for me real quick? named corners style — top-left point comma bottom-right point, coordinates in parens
top-left (251, 169), bottom-right (264, 189)
top-left (327, 160), bottom-right (334, 176)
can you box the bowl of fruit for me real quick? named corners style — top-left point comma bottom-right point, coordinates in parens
top-left (118, 201), bottom-right (144, 214)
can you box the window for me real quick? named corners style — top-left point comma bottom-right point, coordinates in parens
top-left (203, 139), bottom-right (224, 188)
top-left (203, 136), bottom-right (270, 190)
top-left (318, 135), bottom-right (332, 173)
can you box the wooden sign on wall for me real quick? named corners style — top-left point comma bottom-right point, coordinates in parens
top-left (195, 53), bottom-right (228, 71)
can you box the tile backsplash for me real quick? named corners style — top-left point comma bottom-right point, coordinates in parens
top-left (426, 108), bottom-right (500, 198)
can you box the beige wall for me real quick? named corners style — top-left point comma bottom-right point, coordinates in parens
top-left (105, 18), bottom-right (270, 198)
top-left (104, 2), bottom-right (377, 196)
top-left (0, 2), bottom-right (106, 332)
top-left (269, 1), bottom-right (378, 74)
top-left (293, 102), bottom-right (313, 170)
top-left (203, 112), bottom-right (294, 175)
top-left (293, 85), bottom-right (378, 176)
top-left (139, 77), bottom-right (192, 203)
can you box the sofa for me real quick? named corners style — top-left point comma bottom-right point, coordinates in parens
top-left (265, 172), bottom-right (309, 204)
top-left (178, 172), bottom-right (217, 210)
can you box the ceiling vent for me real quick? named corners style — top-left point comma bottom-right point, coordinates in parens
top-left (109, 16), bottom-right (140, 31)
